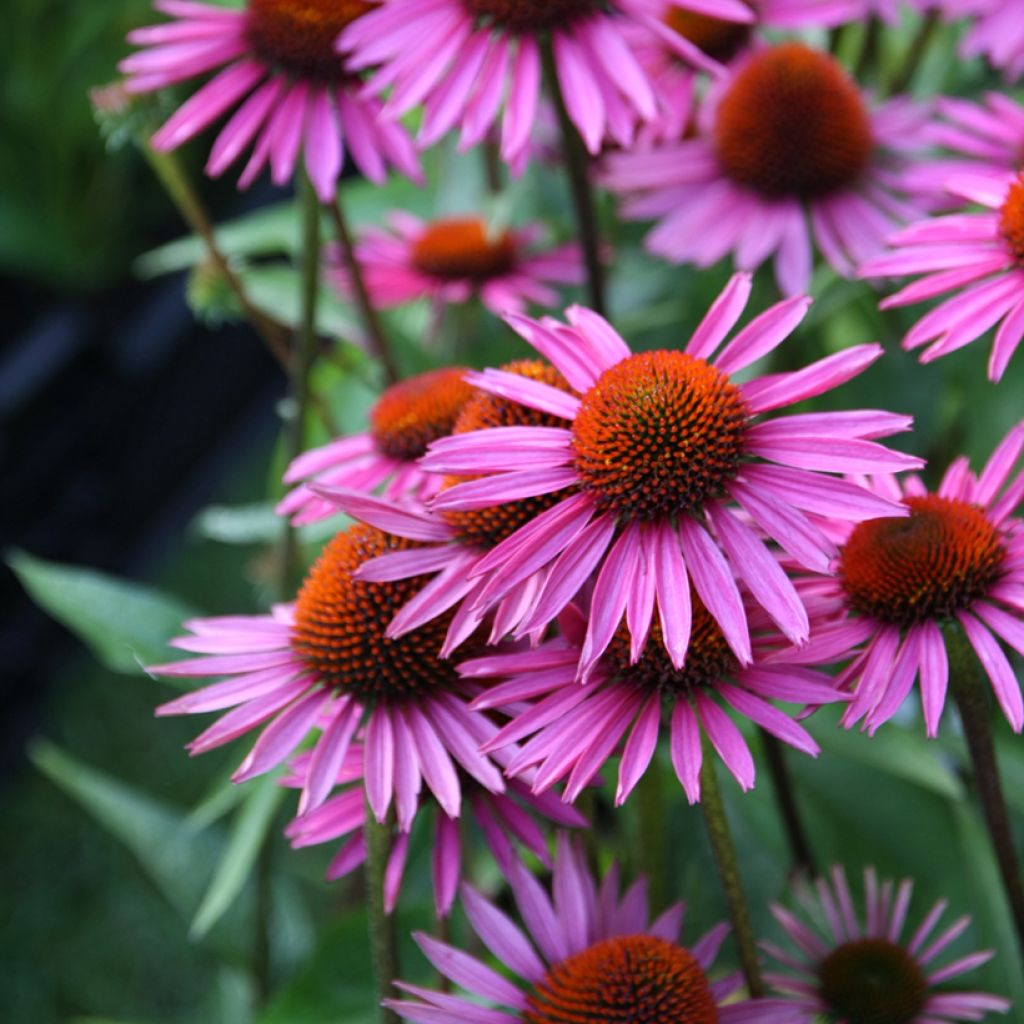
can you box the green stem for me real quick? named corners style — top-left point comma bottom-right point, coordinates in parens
top-left (699, 741), bottom-right (765, 997)
top-left (253, 839), bottom-right (273, 1005)
top-left (482, 140), bottom-right (503, 195)
top-left (540, 39), bottom-right (606, 316)
top-left (855, 16), bottom-right (882, 82)
top-left (365, 801), bottom-right (400, 1024)
top-left (634, 753), bottom-right (670, 912)
top-left (889, 10), bottom-right (940, 94)
top-left (760, 730), bottom-right (816, 878)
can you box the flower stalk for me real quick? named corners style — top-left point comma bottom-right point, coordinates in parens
top-left (364, 800), bottom-right (400, 1024)
top-left (760, 729), bottom-right (816, 878)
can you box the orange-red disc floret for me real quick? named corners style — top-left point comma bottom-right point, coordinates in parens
top-left (663, 4), bottom-right (753, 64)
top-left (819, 938), bottom-right (928, 1024)
top-left (411, 218), bottom-right (518, 281)
top-left (369, 366), bottom-right (475, 460)
top-left (525, 934), bottom-right (719, 1024)
top-left (839, 495), bottom-right (1006, 627)
top-left (462, 0), bottom-right (599, 32)
top-left (999, 173), bottom-right (1024, 263)
top-left (291, 524), bottom-right (461, 702)
top-left (572, 350), bottom-right (749, 521)
top-left (246, 0), bottom-right (378, 81)
top-left (714, 43), bottom-right (874, 199)
top-left (440, 360), bottom-right (580, 547)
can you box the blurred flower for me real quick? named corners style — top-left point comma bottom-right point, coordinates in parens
top-left (389, 833), bottom-right (796, 1024)
top-left (150, 523), bottom-right (506, 823)
top-left (277, 367), bottom-right (475, 525)
top-left (419, 275), bottom-right (919, 673)
top-left (861, 169), bottom-right (1024, 381)
top-left (603, 42), bottom-right (933, 295)
top-left (942, 0), bottom-right (1024, 82)
top-left (120, 0), bottom-right (421, 201)
top-left (326, 212), bottom-right (584, 316)
top-left (764, 865), bottom-right (1011, 1022)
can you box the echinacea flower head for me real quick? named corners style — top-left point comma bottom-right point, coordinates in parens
top-left (389, 834), bottom-right (796, 1024)
top-left (765, 865), bottom-right (1011, 1023)
top-left (277, 367), bottom-right (476, 524)
top-left (150, 523), bottom-right (505, 823)
top-left (791, 425), bottom-right (1024, 737)
top-left (326, 212), bottom-right (584, 317)
top-left (942, 0), bottom-right (1024, 82)
top-left (419, 274), bottom-right (920, 675)
top-left (861, 169), bottom-right (1024, 381)
top-left (120, 0), bottom-right (421, 201)
top-left (282, 744), bottom-right (586, 916)
top-left (602, 42), bottom-right (932, 295)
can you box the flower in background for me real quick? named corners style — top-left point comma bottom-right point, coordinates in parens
top-left (922, 93), bottom-right (1024, 181)
top-left (787, 425), bottom-right (1024, 736)
top-left (861, 169), bottom-right (1024, 381)
top-left (765, 865), bottom-right (1011, 1022)
top-left (941, 0), bottom-right (1024, 82)
top-left (120, 0), bottom-right (421, 201)
top-left (277, 367), bottom-right (475, 525)
top-left (421, 275), bottom-right (919, 674)
top-left (326, 213), bottom-right (584, 317)
top-left (602, 42), bottom-right (932, 295)
top-left (389, 834), bottom-right (796, 1024)
top-left (281, 744), bottom-right (586, 917)
top-left (150, 523), bottom-right (506, 824)
top-left (460, 596), bottom-right (847, 805)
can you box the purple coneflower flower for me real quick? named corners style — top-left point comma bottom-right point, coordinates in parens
top-left (389, 834), bottom-right (796, 1024)
top-left (278, 367), bottom-right (475, 525)
top-left (765, 865), bottom-right (1011, 1022)
top-left (326, 212), bottom-right (584, 317)
top-left (150, 523), bottom-right (505, 823)
top-left (121, 0), bottom-right (421, 201)
top-left (941, 0), bottom-right (1024, 82)
top-left (418, 275), bottom-right (920, 674)
top-left (602, 42), bottom-right (932, 295)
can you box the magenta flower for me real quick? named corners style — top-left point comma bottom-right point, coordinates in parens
top-left (120, 0), bottom-right (421, 202)
top-left (787, 425), bottom-right (1024, 736)
top-left (282, 744), bottom-right (586, 917)
top-left (389, 834), bottom-right (796, 1024)
top-left (326, 212), bottom-right (584, 317)
top-left (419, 275), bottom-right (920, 674)
top-left (277, 367), bottom-right (475, 525)
top-left (942, 0), bottom-right (1024, 81)
top-left (460, 593), bottom-right (847, 804)
top-left (602, 42), bottom-right (932, 295)
top-left (149, 523), bottom-right (505, 822)
top-left (861, 169), bottom-right (1024, 382)
top-left (924, 94), bottom-right (1024, 178)
top-left (764, 865), bottom-right (1011, 1022)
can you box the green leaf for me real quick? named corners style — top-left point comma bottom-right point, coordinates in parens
top-left (240, 265), bottom-right (360, 341)
top-left (191, 774), bottom-right (286, 939)
top-left (8, 550), bottom-right (195, 675)
top-left (193, 502), bottom-right (283, 545)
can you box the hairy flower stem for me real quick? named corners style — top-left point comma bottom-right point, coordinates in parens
top-left (329, 196), bottom-right (400, 386)
top-left (948, 631), bottom-right (1024, 957)
top-left (760, 730), bottom-right (817, 878)
top-left (541, 40), bottom-right (606, 316)
top-left (365, 800), bottom-right (400, 1024)
top-left (700, 743), bottom-right (765, 997)
top-left (635, 755), bottom-right (670, 912)
top-left (889, 10), bottom-right (940, 94)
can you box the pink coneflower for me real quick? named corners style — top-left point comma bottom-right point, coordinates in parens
top-left (943, 0), bottom-right (1024, 82)
top-left (418, 275), bottom-right (920, 674)
top-left (460, 596), bottom-right (847, 804)
top-left (602, 42), bottom-right (932, 296)
top-left (861, 170), bottom-right (1024, 381)
top-left (282, 744), bottom-right (586, 916)
top-left (326, 213), bottom-right (585, 317)
top-left (120, 0), bottom-right (421, 202)
top-left (389, 834), bottom-right (796, 1024)
top-left (764, 865), bottom-right (1011, 1022)
top-left (925, 93), bottom-right (1024, 175)
top-left (786, 426), bottom-right (1024, 737)
top-left (277, 367), bottom-right (475, 525)
top-left (150, 523), bottom-right (505, 822)
top-left (337, 0), bottom-right (682, 166)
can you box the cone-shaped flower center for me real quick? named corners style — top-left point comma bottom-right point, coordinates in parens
top-left (572, 351), bottom-right (749, 520)
top-left (526, 934), bottom-right (718, 1024)
top-left (411, 218), bottom-right (518, 280)
top-left (292, 524), bottom-right (461, 701)
top-left (714, 43), bottom-right (874, 199)
top-left (246, 0), bottom-right (378, 80)
top-left (999, 174), bottom-right (1024, 263)
top-left (606, 594), bottom-right (737, 693)
top-left (441, 360), bottom-right (578, 546)
top-left (370, 367), bottom-right (475, 460)
top-left (663, 3), bottom-right (752, 63)
top-left (462, 0), bottom-right (599, 31)
top-left (839, 495), bottom-right (1006, 627)
top-left (819, 938), bottom-right (928, 1024)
